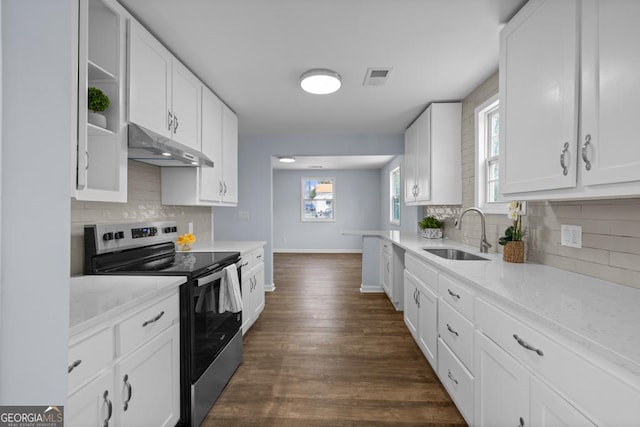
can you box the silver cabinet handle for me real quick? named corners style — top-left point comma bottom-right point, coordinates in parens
top-left (560, 142), bottom-right (570, 176)
top-left (102, 390), bottom-right (113, 427)
top-left (519, 416), bottom-right (525, 427)
top-left (173, 113), bottom-right (179, 131)
top-left (447, 369), bottom-right (458, 385)
top-left (85, 151), bottom-right (90, 171)
top-left (122, 374), bottom-right (133, 411)
top-left (386, 261), bottom-right (390, 273)
top-left (582, 134), bottom-right (592, 171)
top-left (513, 334), bottom-right (544, 356)
top-left (142, 311), bottom-right (164, 327)
top-left (223, 181), bottom-right (228, 195)
top-left (256, 254), bottom-right (262, 260)
top-left (68, 359), bottom-right (82, 373)
top-left (167, 110), bottom-right (173, 131)
top-left (446, 324), bottom-right (459, 337)
top-left (447, 289), bottom-right (460, 300)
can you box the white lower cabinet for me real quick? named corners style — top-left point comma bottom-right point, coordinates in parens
top-left (439, 338), bottom-right (474, 425)
top-left (67, 291), bottom-right (180, 427)
top-left (475, 331), bottom-right (594, 427)
top-left (241, 246), bottom-right (265, 334)
top-left (403, 264), bottom-right (438, 369)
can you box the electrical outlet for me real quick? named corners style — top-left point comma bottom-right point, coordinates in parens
top-left (188, 222), bottom-right (193, 234)
top-left (561, 225), bottom-right (582, 248)
top-left (238, 211), bottom-right (250, 220)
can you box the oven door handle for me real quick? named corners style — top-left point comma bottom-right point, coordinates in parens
top-left (196, 269), bottom-right (226, 287)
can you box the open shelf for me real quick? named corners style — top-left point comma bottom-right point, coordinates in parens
top-left (88, 60), bottom-right (117, 81)
top-left (88, 122), bottom-right (115, 137)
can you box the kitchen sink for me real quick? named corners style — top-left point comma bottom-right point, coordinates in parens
top-left (422, 248), bottom-right (488, 261)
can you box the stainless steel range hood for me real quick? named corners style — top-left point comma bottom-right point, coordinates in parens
top-left (128, 123), bottom-right (214, 167)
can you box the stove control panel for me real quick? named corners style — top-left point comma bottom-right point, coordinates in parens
top-left (86, 221), bottom-right (179, 254)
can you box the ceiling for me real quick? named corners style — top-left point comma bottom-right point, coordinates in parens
top-left (118, 0), bottom-right (527, 137)
top-left (272, 155), bottom-right (395, 170)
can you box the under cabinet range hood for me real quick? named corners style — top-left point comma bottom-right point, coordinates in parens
top-left (127, 123), bottom-right (214, 167)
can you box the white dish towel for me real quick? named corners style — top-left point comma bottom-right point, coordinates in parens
top-left (218, 264), bottom-right (243, 313)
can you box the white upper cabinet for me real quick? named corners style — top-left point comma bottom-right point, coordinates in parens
top-left (404, 102), bottom-right (461, 206)
top-left (580, 0), bottom-right (640, 186)
top-left (220, 104), bottom-right (239, 205)
top-left (128, 20), bottom-right (200, 151)
top-left (499, 0), bottom-right (579, 195)
top-left (199, 86), bottom-right (224, 203)
top-left (501, 0), bottom-right (640, 200)
top-left (74, 0), bottom-right (128, 202)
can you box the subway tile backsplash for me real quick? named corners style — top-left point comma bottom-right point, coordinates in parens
top-left (70, 160), bottom-right (212, 275)
top-left (424, 71), bottom-right (640, 289)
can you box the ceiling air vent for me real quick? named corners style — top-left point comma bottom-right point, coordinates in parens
top-left (363, 68), bottom-right (392, 86)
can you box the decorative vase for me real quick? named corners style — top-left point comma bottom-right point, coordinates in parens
top-left (503, 240), bottom-right (525, 263)
top-left (421, 228), bottom-right (443, 239)
top-left (88, 112), bottom-right (107, 128)
top-left (180, 244), bottom-right (191, 252)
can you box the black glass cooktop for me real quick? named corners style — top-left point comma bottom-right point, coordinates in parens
top-left (104, 251), bottom-right (240, 277)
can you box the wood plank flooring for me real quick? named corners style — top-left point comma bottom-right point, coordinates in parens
top-left (203, 253), bottom-right (467, 426)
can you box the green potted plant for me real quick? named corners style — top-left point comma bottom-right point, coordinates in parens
top-left (418, 215), bottom-right (443, 239)
top-left (87, 86), bottom-right (110, 128)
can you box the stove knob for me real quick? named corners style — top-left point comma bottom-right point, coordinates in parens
top-left (163, 227), bottom-right (172, 233)
top-left (172, 226), bottom-right (178, 232)
top-left (115, 231), bottom-right (125, 240)
top-left (103, 232), bottom-right (114, 241)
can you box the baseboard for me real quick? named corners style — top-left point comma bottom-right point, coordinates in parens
top-left (360, 284), bottom-right (384, 293)
top-left (272, 248), bottom-right (362, 254)
top-left (264, 283), bottom-right (276, 292)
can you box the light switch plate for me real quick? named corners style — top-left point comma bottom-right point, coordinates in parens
top-left (561, 224), bottom-right (582, 248)
top-left (238, 211), bottom-right (250, 220)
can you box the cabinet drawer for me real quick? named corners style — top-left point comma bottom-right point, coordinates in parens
top-left (438, 338), bottom-right (474, 425)
top-left (438, 300), bottom-right (474, 372)
top-left (438, 274), bottom-right (473, 319)
top-left (476, 298), bottom-right (640, 424)
top-left (241, 247), bottom-right (264, 271)
top-left (118, 292), bottom-right (179, 356)
top-left (68, 326), bottom-right (113, 393)
top-left (405, 254), bottom-right (438, 291)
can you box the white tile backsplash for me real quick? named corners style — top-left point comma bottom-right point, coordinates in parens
top-left (423, 71), bottom-right (640, 289)
top-left (71, 160), bottom-right (212, 275)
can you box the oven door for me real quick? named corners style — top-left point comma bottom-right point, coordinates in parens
top-left (189, 265), bottom-right (242, 382)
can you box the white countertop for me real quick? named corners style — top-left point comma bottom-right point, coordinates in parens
top-left (180, 240), bottom-right (266, 254)
top-left (344, 230), bottom-right (640, 380)
top-left (69, 275), bottom-right (186, 337)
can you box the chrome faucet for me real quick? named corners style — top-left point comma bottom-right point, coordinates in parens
top-left (454, 207), bottom-right (492, 253)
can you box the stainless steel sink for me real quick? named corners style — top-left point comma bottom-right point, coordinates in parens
top-left (422, 248), bottom-right (488, 261)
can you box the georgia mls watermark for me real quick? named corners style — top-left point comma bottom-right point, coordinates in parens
top-left (0, 406), bottom-right (63, 427)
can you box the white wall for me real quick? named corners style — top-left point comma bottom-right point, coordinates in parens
top-left (1, 0), bottom-right (74, 405)
top-left (273, 169), bottom-right (381, 251)
top-left (213, 133), bottom-right (404, 287)
top-left (379, 155), bottom-right (419, 232)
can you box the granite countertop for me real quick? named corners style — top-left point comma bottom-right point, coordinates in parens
top-left (69, 275), bottom-right (186, 337)
top-left (344, 230), bottom-right (640, 381)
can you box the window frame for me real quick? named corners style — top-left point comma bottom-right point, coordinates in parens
top-left (301, 177), bottom-right (336, 222)
top-left (390, 166), bottom-right (401, 225)
top-left (474, 94), bottom-right (509, 214)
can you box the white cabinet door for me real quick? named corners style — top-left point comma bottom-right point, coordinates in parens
top-left (580, 0), bottom-right (640, 186)
top-left (67, 371), bottom-right (114, 427)
top-left (116, 324), bottom-right (180, 427)
top-left (200, 86), bottom-right (223, 203)
top-left (403, 271), bottom-right (419, 340)
top-left (414, 110), bottom-right (431, 203)
top-left (128, 21), bottom-right (172, 138)
top-left (241, 265), bottom-right (253, 334)
top-left (416, 281), bottom-right (438, 369)
top-left (251, 262), bottom-right (265, 321)
top-left (221, 104), bottom-right (238, 204)
top-left (171, 60), bottom-right (201, 151)
top-left (530, 376), bottom-right (595, 427)
top-left (404, 119), bottom-right (418, 204)
top-left (500, 0), bottom-right (579, 194)
top-left (475, 332), bottom-right (529, 427)
top-left (382, 250), bottom-right (392, 298)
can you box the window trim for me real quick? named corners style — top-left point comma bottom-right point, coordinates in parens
top-left (474, 94), bottom-right (509, 214)
top-left (389, 166), bottom-right (400, 225)
top-left (301, 177), bottom-right (336, 222)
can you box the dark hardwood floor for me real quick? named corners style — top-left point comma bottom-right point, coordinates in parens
top-left (204, 253), bottom-right (467, 426)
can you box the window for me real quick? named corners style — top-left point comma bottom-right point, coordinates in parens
top-left (475, 94), bottom-right (509, 214)
top-left (390, 166), bottom-right (400, 224)
top-left (302, 178), bottom-right (335, 221)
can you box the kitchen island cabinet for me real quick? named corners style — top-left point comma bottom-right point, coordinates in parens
top-left (68, 276), bottom-right (184, 427)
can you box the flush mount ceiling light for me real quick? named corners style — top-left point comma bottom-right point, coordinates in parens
top-left (278, 156), bottom-right (296, 163)
top-left (300, 69), bottom-right (342, 95)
